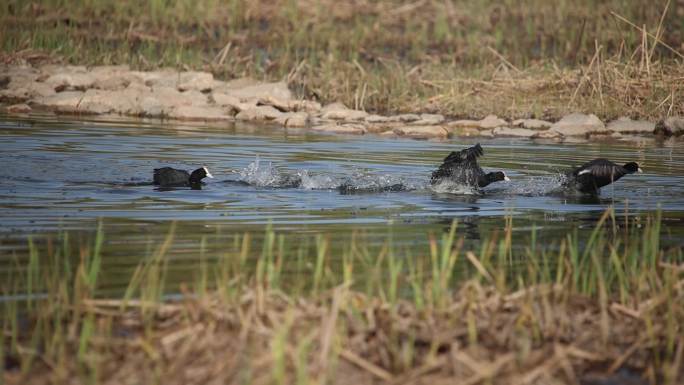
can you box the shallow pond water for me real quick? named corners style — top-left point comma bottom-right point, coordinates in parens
top-left (1, 114), bottom-right (683, 295)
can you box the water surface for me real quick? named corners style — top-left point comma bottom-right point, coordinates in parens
top-left (1, 115), bottom-right (683, 294)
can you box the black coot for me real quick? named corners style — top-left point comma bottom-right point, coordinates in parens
top-left (430, 143), bottom-right (509, 188)
top-left (153, 166), bottom-right (213, 188)
top-left (563, 159), bottom-right (642, 194)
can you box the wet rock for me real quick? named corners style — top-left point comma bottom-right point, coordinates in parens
top-left (478, 114), bottom-right (508, 129)
top-left (210, 92), bottom-right (255, 113)
top-left (559, 136), bottom-right (589, 144)
top-left (258, 96), bottom-right (321, 113)
top-left (4, 103), bottom-right (31, 113)
top-left (33, 91), bottom-right (84, 113)
top-left (235, 106), bottom-right (284, 121)
top-left (379, 130), bottom-right (398, 138)
top-left (365, 122), bottom-right (398, 134)
top-left (365, 114), bottom-right (391, 123)
top-left (44, 71), bottom-right (95, 91)
top-left (168, 105), bottom-right (233, 121)
top-left (388, 113), bottom-right (421, 123)
top-left (320, 103), bottom-right (368, 121)
top-left (311, 123), bottom-right (366, 135)
top-left (532, 130), bottom-right (562, 139)
top-left (449, 119), bottom-right (481, 128)
top-left (589, 131), bottom-right (623, 140)
top-left (220, 81), bottom-right (292, 102)
top-left (410, 113), bottom-right (445, 125)
top-left (392, 125), bottom-right (448, 139)
top-left (606, 117), bottom-right (655, 134)
top-left (512, 118), bottom-right (552, 130)
top-left (654, 116), bottom-right (684, 136)
top-left (549, 113), bottom-right (606, 136)
top-left (275, 112), bottom-right (310, 128)
top-left (619, 134), bottom-right (655, 144)
top-left (308, 117), bottom-right (329, 126)
top-left (446, 126), bottom-right (483, 137)
top-left (478, 129), bottom-right (495, 137)
top-left (492, 127), bottom-right (537, 137)
top-left (259, 96), bottom-right (291, 112)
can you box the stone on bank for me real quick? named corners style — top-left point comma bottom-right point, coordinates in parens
top-left (549, 113), bottom-right (607, 136)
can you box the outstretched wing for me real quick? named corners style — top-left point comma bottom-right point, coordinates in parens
top-left (442, 143), bottom-right (483, 164)
top-left (431, 144), bottom-right (484, 182)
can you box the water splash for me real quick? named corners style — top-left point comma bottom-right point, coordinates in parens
top-left (237, 158), bottom-right (576, 197)
top-left (238, 158), bottom-right (428, 193)
top-left (297, 170), bottom-right (339, 190)
top-left (429, 179), bottom-right (481, 195)
top-left (487, 173), bottom-right (568, 196)
top-left (239, 157), bottom-right (301, 188)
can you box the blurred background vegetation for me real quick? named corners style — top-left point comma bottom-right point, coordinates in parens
top-left (2, 0), bottom-right (683, 118)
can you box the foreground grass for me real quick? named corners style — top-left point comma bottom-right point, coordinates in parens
top-left (1, 210), bottom-right (683, 384)
top-left (1, 0), bottom-right (683, 120)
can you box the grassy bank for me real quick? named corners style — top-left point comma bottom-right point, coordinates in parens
top-left (2, 0), bottom-right (683, 120)
top-left (2, 210), bottom-right (683, 384)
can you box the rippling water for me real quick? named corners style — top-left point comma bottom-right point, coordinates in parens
top-left (1, 114), bottom-right (683, 294)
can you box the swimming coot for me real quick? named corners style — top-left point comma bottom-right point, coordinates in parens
top-left (430, 143), bottom-right (509, 188)
top-left (153, 166), bottom-right (213, 188)
top-left (563, 159), bottom-right (642, 194)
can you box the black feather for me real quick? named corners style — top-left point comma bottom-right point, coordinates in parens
top-left (430, 144), bottom-right (507, 188)
top-left (564, 158), bottom-right (639, 194)
top-left (153, 167), bottom-right (211, 188)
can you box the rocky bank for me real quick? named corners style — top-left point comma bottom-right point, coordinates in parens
top-left (2, 64), bottom-right (682, 140)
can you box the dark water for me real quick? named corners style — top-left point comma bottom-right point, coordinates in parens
top-left (1, 114), bottom-right (683, 294)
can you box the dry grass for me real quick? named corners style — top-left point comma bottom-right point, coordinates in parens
top-left (2, 211), bottom-right (683, 384)
top-left (1, 0), bottom-right (683, 120)
top-left (5, 281), bottom-right (683, 385)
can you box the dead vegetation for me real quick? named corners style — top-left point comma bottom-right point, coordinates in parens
top-left (5, 280), bottom-right (683, 385)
